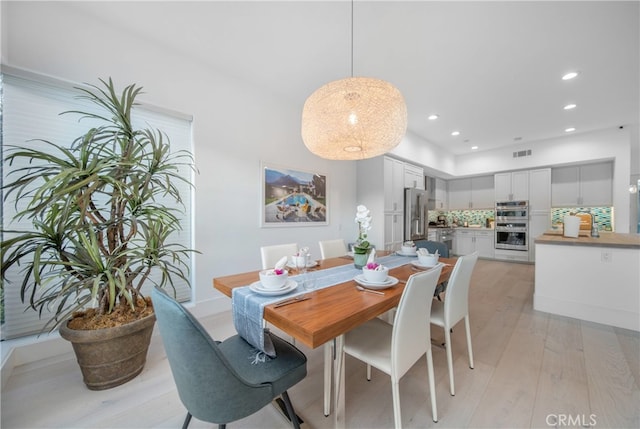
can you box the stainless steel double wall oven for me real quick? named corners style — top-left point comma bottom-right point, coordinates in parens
top-left (494, 201), bottom-right (529, 251)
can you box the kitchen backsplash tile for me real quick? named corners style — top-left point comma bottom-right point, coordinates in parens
top-left (551, 207), bottom-right (613, 231)
top-left (430, 209), bottom-right (495, 227)
top-left (429, 206), bottom-right (613, 231)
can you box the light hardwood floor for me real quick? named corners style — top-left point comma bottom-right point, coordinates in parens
top-left (2, 260), bottom-right (639, 428)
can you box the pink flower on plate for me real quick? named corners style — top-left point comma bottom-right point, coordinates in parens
top-left (274, 268), bottom-right (285, 275)
top-left (365, 262), bottom-right (379, 270)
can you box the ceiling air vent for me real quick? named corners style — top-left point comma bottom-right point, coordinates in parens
top-left (513, 149), bottom-right (532, 158)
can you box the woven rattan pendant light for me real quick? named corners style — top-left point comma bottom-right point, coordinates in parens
top-left (301, 1), bottom-right (407, 160)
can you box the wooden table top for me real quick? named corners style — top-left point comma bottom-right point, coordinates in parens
top-left (213, 255), bottom-right (455, 349)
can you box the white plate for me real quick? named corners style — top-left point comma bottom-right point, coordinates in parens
top-left (250, 280), bottom-right (298, 296)
top-left (411, 261), bottom-right (444, 270)
top-left (286, 260), bottom-right (318, 269)
top-left (396, 250), bottom-right (417, 256)
top-left (354, 275), bottom-right (399, 290)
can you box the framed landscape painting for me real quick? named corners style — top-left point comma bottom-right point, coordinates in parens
top-left (261, 162), bottom-right (328, 227)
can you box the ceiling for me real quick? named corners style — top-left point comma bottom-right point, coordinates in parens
top-left (70, 0), bottom-right (639, 155)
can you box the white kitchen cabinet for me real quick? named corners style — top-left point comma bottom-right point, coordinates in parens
top-left (448, 179), bottom-right (471, 210)
top-left (384, 157), bottom-right (405, 212)
top-left (474, 230), bottom-right (495, 258)
top-left (551, 162), bottom-right (613, 207)
top-left (427, 229), bottom-right (437, 241)
top-left (528, 168), bottom-right (551, 211)
top-left (495, 171), bottom-right (529, 202)
top-left (384, 212), bottom-right (404, 251)
top-left (453, 229), bottom-right (495, 259)
top-left (448, 176), bottom-right (494, 209)
top-left (434, 178), bottom-right (448, 210)
top-left (471, 175), bottom-right (495, 208)
top-left (404, 164), bottom-right (424, 190)
top-left (454, 229), bottom-right (474, 255)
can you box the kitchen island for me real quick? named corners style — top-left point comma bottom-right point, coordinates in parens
top-left (534, 231), bottom-right (640, 331)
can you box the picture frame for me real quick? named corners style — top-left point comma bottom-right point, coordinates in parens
top-left (261, 162), bottom-right (328, 227)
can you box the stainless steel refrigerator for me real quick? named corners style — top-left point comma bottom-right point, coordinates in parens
top-left (404, 188), bottom-right (429, 241)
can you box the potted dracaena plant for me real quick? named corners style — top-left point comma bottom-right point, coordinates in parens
top-left (1, 77), bottom-right (196, 390)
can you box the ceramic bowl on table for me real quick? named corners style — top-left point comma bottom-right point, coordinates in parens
top-left (401, 241), bottom-right (417, 255)
top-left (259, 269), bottom-right (289, 289)
top-left (417, 253), bottom-right (439, 267)
top-left (362, 265), bottom-right (389, 283)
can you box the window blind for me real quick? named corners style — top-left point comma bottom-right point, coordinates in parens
top-left (1, 72), bottom-right (195, 340)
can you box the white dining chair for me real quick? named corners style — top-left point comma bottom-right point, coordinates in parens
top-left (430, 251), bottom-right (478, 396)
top-left (343, 266), bottom-right (443, 428)
top-left (318, 239), bottom-right (347, 259)
top-left (260, 243), bottom-right (298, 270)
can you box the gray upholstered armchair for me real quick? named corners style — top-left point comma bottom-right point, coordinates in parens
top-left (414, 239), bottom-right (449, 258)
top-left (414, 240), bottom-right (450, 299)
top-left (151, 287), bottom-right (307, 429)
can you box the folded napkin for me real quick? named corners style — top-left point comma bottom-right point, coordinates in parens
top-left (274, 256), bottom-right (288, 270)
top-left (366, 248), bottom-right (376, 264)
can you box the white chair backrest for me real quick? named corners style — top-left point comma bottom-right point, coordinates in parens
top-left (260, 243), bottom-right (298, 270)
top-left (444, 252), bottom-right (478, 326)
top-left (391, 265), bottom-right (442, 380)
top-left (319, 239), bottom-right (347, 259)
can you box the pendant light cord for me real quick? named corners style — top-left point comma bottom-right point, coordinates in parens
top-left (350, 0), bottom-right (354, 77)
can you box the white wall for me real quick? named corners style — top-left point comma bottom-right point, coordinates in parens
top-left (391, 130), bottom-right (457, 178)
top-left (1, 1), bottom-right (359, 317)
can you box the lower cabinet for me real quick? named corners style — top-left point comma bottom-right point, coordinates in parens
top-left (453, 229), bottom-right (495, 259)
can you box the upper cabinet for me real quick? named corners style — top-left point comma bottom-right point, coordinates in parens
top-left (434, 178), bottom-right (447, 210)
top-left (551, 162), bottom-right (613, 207)
top-left (383, 157), bottom-right (405, 212)
top-left (448, 175), bottom-right (494, 209)
top-left (403, 163), bottom-right (424, 190)
top-left (528, 168), bottom-right (551, 211)
top-left (471, 175), bottom-right (495, 208)
top-left (494, 171), bottom-right (529, 202)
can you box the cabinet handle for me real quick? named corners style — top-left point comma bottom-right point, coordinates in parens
top-left (394, 202), bottom-right (397, 211)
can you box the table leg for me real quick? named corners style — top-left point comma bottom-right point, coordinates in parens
top-left (323, 340), bottom-right (333, 416)
top-left (333, 334), bottom-right (346, 429)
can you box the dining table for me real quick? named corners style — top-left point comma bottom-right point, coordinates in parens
top-left (213, 253), bottom-right (456, 428)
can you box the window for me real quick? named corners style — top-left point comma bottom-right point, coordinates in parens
top-left (1, 71), bottom-right (195, 339)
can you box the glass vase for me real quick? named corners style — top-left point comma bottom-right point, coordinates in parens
top-left (353, 251), bottom-right (370, 269)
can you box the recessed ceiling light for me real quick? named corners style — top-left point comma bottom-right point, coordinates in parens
top-left (471, 146), bottom-right (478, 150)
top-left (451, 131), bottom-right (460, 136)
top-left (564, 103), bottom-right (577, 110)
top-left (565, 127), bottom-right (576, 133)
top-left (562, 71), bottom-right (579, 80)
top-left (428, 114), bottom-right (439, 120)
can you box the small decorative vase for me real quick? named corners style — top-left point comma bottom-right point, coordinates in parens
top-left (353, 251), bottom-right (370, 269)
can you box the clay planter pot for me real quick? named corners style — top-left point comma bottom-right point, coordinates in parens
top-left (59, 313), bottom-right (156, 390)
